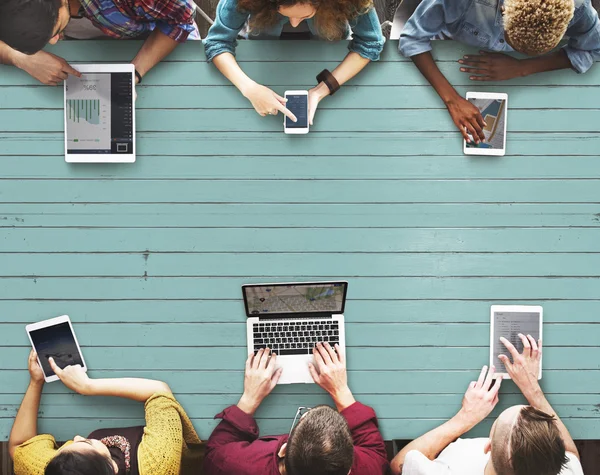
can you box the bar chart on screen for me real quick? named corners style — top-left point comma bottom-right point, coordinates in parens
top-left (65, 73), bottom-right (111, 151)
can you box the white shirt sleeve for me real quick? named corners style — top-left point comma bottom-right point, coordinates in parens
top-left (560, 452), bottom-right (584, 475)
top-left (402, 450), bottom-right (452, 475)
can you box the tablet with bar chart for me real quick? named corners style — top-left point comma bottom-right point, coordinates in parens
top-left (64, 64), bottom-right (135, 163)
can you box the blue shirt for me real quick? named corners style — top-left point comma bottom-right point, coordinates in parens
top-left (203, 0), bottom-right (384, 62)
top-left (399, 0), bottom-right (600, 73)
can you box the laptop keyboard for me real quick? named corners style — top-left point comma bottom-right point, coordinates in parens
top-left (252, 319), bottom-right (340, 356)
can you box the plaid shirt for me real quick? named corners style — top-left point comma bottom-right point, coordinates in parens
top-left (80, 0), bottom-right (197, 42)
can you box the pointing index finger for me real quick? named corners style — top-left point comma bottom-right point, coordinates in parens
top-left (63, 63), bottom-right (82, 78)
top-left (276, 103), bottom-right (297, 122)
top-left (48, 357), bottom-right (62, 375)
top-left (500, 337), bottom-right (520, 360)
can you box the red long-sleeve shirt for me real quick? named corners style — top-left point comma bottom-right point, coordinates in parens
top-left (203, 401), bottom-right (389, 475)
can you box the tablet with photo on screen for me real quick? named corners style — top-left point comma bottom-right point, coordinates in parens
top-left (464, 92), bottom-right (507, 156)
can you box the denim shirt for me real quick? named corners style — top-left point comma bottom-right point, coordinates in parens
top-left (399, 0), bottom-right (600, 73)
top-left (203, 0), bottom-right (385, 62)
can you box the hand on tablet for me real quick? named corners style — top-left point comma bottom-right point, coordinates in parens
top-left (14, 51), bottom-right (81, 86)
top-left (242, 82), bottom-right (297, 122)
top-left (27, 350), bottom-right (45, 385)
top-left (49, 357), bottom-right (91, 395)
top-left (499, 334), bottom-right (542, 398)
top-left (445, 96), bottom-right (486, 144)
top-left (456, 365), bottom-right (502, 429)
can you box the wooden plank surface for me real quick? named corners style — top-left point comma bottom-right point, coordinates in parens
top-left (0, 39), bottom-right (599, 442)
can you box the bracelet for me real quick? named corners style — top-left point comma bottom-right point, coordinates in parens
top-left (316, 69), bottom-right (340, 96)
top-left (135, 69), bottom-right (143, 84)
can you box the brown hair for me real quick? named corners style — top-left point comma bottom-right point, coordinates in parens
top-left (237, 0), bottom-right (373, 41)
top-left (491, 406), bottom-right (568, 475)
top-left (285, 405), bottom-right (354, 475)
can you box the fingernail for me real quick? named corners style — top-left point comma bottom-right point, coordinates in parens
top-left (461, 68), bottom-right (465, 71)
top-left (458, 60), bottom-right (463, 64)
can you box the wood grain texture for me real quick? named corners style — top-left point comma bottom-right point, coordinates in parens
top-left (0, 39), bottom-right (599, 443)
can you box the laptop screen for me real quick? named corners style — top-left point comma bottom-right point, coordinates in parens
top-left (243, 282), bottom-right (347, 317)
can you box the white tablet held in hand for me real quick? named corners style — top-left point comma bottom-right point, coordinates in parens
top-left (490, 305), bottom-right (543, 380)
top-left (464, 92), bottom-right (507, 156)
top-left (26, 315), bottom-right (87, 383)
top-left (64, 64), bottom-right (135, 163)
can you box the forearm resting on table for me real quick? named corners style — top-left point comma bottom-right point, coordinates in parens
top-left (520, 49), bottom-right (572, 76)
top-left (525, 386), bottom-right (579, 458)
top-left (213, 52), bottom-right (256, 95)
top-left (329, 52), bottom-right (371, 86)
top-left (391, 413), bottom-right (471, 475)
top-left (85, 378), bottom-right (172, 402)
top-left (8, 381), bottom-right (44, 457)
top-left (132, 29), bottom-right (179, 79)
top-left (0, 41), bottom-right (21, 67)
top-left (411, 51), bottom-right (459, 104)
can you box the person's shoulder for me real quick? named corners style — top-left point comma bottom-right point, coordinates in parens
top-left (13, 435), bottom-right (60, 475)
top-left (402, 450), bottom-right (451, 475)
top-left (560, 452), bottom-right (585, 475)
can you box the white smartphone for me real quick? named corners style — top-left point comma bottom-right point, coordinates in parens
top-left (26, 315), bottom-right (87, 383)
top-left (284, 90), bottom-right (309, 135)
top-left (490, 305), bottom-right (543, 380)
top-left (464, 92), bottom-right (507, 156)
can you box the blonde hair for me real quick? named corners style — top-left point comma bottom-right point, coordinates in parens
top-left (503, 0), bottom-right (574, 55)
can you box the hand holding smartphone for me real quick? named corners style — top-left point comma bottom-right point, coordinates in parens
top-left (284, 90), bottom-right (309, 135)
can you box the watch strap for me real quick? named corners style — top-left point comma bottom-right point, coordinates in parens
top-left (135, 69), bottom-right (143, 84)
top-left (316, 69), bottom-right (340, 96)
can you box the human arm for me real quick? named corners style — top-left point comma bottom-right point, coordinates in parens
top-left (131, 29), bottom-right (179, 82)
top-left (499, 335), bottom-right (579, 458)
top-left (309, 342), bottom-right (356, 411)
top-left (563, 0), bottom-right (600, 74)
top-left (458, 49), bottom-right (573, 81)
top-left (0, 42), bottom-right (81, 86)
top-left (308, 8), bottom-right (383, 125)
top-left (411, 52), bottom-right (486, 144)
top-left (8, 351), bottom-right (45, 458)
top-left (390, 366), bottom-right (502, 475)
top-left (48, 357), bottom-right (172, 402)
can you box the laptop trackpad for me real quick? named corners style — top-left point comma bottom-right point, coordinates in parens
top-left (277, 355), bottom-right (314, 385)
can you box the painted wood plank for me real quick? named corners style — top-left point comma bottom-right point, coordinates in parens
top-left (0, 300), bottom-right (598, 323)
top-left (2, 393), bottom-right (597, 419)
top-left (2, 157), bottom-right (600, 179)
top-left (1, 370), bottom-right (598, 395)
top-left (2, 323), bottom-right (598, 347)
top-left (4, 252), bottom-right (600, 277)
top-left (1, 346), bottom-right (598, 370)
top-left (3, 228), bottom-right (600, 252)
top-left (2, 179), bottom-right (600, 203)
top-left (2, 132), bottom-right (599, 156)
top-left (2, 85), bottom-right (599, 110)
top-left (2, 57), bottom-right (600, 87)
top-left (1, 203), bottom-right (600, 227)
top-left (1, 276), bottom-right (600, 300)
top-left (4, 109), bottom-right (600, 133)
top-left (13, 39), bottom-right (579, 63)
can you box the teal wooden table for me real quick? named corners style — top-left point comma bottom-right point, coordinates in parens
top-left (1, 40), bottom-right (599, 442)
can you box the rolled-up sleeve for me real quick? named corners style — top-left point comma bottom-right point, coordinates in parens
top-left (348, 8), bottom-right (385, 61)
top-left (203, 0), bottom-right (249, 62)
top-left (563, 0), bottom-right (600, 73)
top-left (143, 0), bottom-right (197, 42)
top-left (399, 0), bottom-right (463, 58)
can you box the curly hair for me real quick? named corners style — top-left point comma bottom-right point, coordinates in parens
top-left (503, 0), bottom-right (574, 56)
top-left (237, 0), bottom-right (373, 41)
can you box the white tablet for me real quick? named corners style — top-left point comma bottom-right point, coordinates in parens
top-left (490, 305), bottom-right (543, 380)
top-left (64, 64), bottom-right (135, 163)
top-left (26, 315), bottom-right (87, 383)
top-left (464, 92), bottom-right (507, 157)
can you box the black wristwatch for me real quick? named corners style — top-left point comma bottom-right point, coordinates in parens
top-left (135, 69), bottom-right (143, 84)
top-left (316, 69), bottom-right (340, 95)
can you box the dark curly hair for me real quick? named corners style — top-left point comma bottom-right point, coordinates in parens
top-left (238, 0), bottom-right (373, 40)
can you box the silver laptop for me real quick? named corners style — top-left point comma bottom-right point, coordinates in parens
top-left (243, 281), bottom-right (348, 385)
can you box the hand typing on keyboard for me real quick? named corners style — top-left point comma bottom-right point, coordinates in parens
top-left (237, 348), bottom-right (283, 416)
top-left (309, 342), bottom-right (356, 412)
